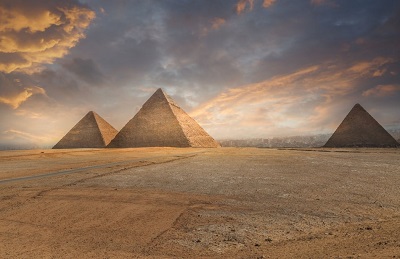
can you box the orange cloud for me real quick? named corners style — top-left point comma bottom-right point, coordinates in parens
top-left (200, 17), bottom-right (226, 37)
top-left (0, 0), bottom-right (95, 73)
top-left (236, 0), bottom-right (275, 14)
top-left (190, 57), bottom-right (394, 138)
top-left (211, 18), bottom-right (226, 30)
top-left (262, 0), bottom-right (276, 8)
top-left (372, 69), bottom-right (387, 77)
top-left (2, 128), bottom-right (58, 147)
top-left (3, 129), bottom-right (50, 142)
top-left (0, 86), bottom-right (46, 109)
top-left (14, 109), bottom-right (44, 119)
top-left (236, 0), bottom-right (254, 14)
top-left (0, 7), bottom-right (61, 33)
top-left (348, 57), bottom-right (391, 74)
top-left (362, 85), bottom-right (400, 97)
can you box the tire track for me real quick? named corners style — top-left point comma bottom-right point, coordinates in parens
top-left (0, 151), bottom-right (204, 185)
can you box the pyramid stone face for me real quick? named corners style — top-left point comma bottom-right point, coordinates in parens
top-left (53, 111), bottom-right (118, 149)
top-left (324, 104), bottom-right (399, 148)
top-left (107, 88), bottom-right (220, 148)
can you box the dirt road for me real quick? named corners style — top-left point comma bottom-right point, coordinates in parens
top-left (0, 147), bottom-right (399, 258)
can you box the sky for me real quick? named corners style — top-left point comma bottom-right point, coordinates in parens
top-left (0, 0), bottom-right (399, 148)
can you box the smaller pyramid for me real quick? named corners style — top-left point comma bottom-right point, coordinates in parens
top-left (107, 88), bottom-right (220, 148)
top-left (324, 103), bottom-right (399, 148)
top-left (53, 111), bottom-right (118, 149)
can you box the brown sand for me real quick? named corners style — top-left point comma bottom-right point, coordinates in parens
top-left (0, 147), bottom-right (399, 258)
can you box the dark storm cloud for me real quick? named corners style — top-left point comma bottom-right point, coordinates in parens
top-left (247, 0), bottom-right (400, 81)
top-left (62, 58), bottom-right (104, 85)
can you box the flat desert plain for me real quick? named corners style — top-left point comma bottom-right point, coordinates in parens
top-left (0, 147), bottom-right (399, 258)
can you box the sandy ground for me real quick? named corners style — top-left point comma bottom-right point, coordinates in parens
top-left (0, 147), bottom-right (399, 258)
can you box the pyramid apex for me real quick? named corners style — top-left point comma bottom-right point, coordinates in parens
top-left (154, 88), bottom-right (166, 96)
top-left (351, 103), bottom-right (367, 112)
top-left (149, 88), bottom-right (178, 106)
top-left (87, 110), bottom-right (100, 116)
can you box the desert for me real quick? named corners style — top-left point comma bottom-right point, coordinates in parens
top-left (1, 1), bottom-right (400, 258)
top-left (1, 147), bottom-right (399, 258)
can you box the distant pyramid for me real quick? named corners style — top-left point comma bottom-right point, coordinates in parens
top-left (107, 88), bottom-right (220, 148)
top-left (324, 103), bottom-right (399, 148)
top-left (53, 111), bottom-right (118, 149)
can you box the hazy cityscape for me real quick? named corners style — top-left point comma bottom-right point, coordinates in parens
top-left (2, 129), bottom-right (399, 150)
top-left (219, 129), bottom-right (400, 148)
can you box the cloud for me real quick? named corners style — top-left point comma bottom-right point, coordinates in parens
top-left (200, 17), bottom-right (227, 37)
top-left (0, 0), bottom-right (95, 73)
top-left (1, 1), bottom-right (399, 148)
top-left (2, 129), bottom-right (50, 143)
top-left (190, 57), bottom-right (394, 138)
top-left (262, 0), bottom-right (276, 8)
top-left (0, 128), bottom-right (57, 148)
top-left (211, 18), bottom-right (226, 30)
top-left (236, 0), bottom-right (275, 14)
top-left (14, 109), bottom-right (44, 119)
top-left (236, 0), bottom-right (254, 14)
top-left (62, 58), bottom-right (104, 85)
top-left (0, 86), bottom-right (46, 109)
top-left (372, 69), bottom-right (387, 77)
top-left (362, 84), bottom-right (400, 97)
top-left (348, 57), bottom-right (392, 75)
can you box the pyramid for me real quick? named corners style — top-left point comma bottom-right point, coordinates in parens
top-left (107, 88), bottom-right (220, 148)
top-left (324, 103), bottom-right (399, 148)
top-left (53, 111), bottom-right (118, 149)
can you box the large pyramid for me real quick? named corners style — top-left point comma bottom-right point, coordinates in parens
top-left (53, 111), bottom-right (118, 149)
top-left (324, 103), bottom-right (399, 148)
top-left (107, 88), bottom-right (220, 148)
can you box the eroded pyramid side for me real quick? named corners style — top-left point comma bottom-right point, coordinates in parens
top-left (324, 104), bottom-right (399, 148)
top-left (92, 112), bottom-right (119, 146)
top-left (53, 111), bottom-right (118, 149)
top-left (107, 89), bottom-right (191, 147)
top-left (168, 102), bottom-right (220, 147)
top-left (107, 88), bottom-right (219, 148)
